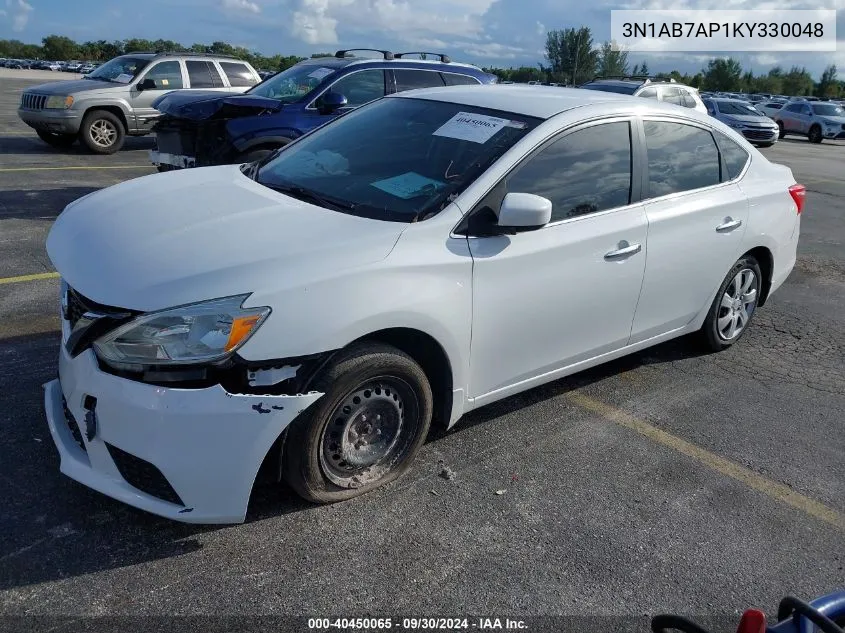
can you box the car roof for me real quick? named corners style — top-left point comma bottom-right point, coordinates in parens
top-left (297, 55), bottom-right (487, 75)
top-left (391, 84), bottom-right (659, 119)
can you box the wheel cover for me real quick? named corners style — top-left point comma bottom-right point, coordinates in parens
top-left (90, 119), bottom-right (117, 148)
top-left (717, 268), bottom-right (758, 341)
top-left (319, 376), bottom-right (419, 489)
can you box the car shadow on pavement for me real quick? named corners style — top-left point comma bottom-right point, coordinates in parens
top-left (0, 134), bottom-right (155, 155)
top-left (0, 187), bottom-right (113, 221)
top-left (0, 327), bottom-right (711, 591)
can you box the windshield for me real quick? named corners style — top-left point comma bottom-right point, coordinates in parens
top-left (812, 104), bottom-right (844, 116)
top-left (248, 63), bottom-right (338, 103)
top-left (255, 97), bottom-right (540, 222)
top-left (580, 83), bottom-right (638, 95)
top-left (86, 56), bottom-right (150, 83)
top-left (716, 100), bottom-right (763, 116)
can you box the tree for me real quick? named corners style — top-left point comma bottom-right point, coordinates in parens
top-left (817, 64), bottom-right (838, 97)
top-left (596, 41), bottom-right (629, 77)
top-left (639, 61), bottom-right (649, 75)
top-left (782, 66), bottom-right (814, 96)
top-left (42, 35), bottom-right (78, 60)
top-left (701, 57), bottom-right (743, 91)
top-left (544, 27), bottom-right (597, 85)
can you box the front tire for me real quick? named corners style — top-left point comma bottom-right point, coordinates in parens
top-left (283, 342), bottom-right (433, 504)
top-left (777, 121), bottom-right (785, 139)
top-left (699, 256), bottom-right (762, 352)
top-left (808, 124), bottom-right (823, 144)
top-left (79, 110), bottom-right (125, 154)
top-left (36, 130), bottom-right (76, 148)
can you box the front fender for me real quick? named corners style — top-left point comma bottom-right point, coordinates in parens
top-left (231, 129), bottom-right (301, 153)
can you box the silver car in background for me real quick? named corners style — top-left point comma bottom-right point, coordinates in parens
top-left (703, 98), bottom-right (779, 147)
top-left (774, 101), bottom-right (845, 143)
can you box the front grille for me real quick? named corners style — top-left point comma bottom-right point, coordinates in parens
top-left (743, 129), bottom-right (777, 140)
top-left (65, 287), bottom-right (89, 329)
top-left (21, 93), bottom-right (47, 110)
top-left (61, 396), bottom-right (87, 452)
top-left (106, 443), bottom-right (185, 506)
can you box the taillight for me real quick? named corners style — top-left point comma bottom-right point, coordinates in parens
top-left (788, 184), bottom-right (806, 214)
top-left (736, 609), bottom-right (767, 633)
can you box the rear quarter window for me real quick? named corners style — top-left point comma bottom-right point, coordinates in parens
top-left (716, 131), bottom-right (750, 180)
top-left (220, 62), bottom-right (257, 87)
top-left (441, 72), bottom-right (481, 86)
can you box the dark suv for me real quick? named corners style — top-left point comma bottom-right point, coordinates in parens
top-left (150, 49), bottom-right (498, 169)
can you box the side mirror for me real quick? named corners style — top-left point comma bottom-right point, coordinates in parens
top-left (137, 78), bottom-right (156, 91)
top-left (496, 193), bottom-right (552, 232)
top-left (318, 91), bottom-right (348, 115)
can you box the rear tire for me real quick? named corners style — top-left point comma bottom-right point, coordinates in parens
top-left (699, 256), bottom-right (763, 352)
top-left (79, 110), bottom-right (125, 154)
top-left (283, 342), bottom-right (433, 504)
top-left (36, 130), bottom-right (76, 148)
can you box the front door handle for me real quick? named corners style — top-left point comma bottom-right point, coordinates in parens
top-left (604, 241), bottom-right (642, 260)
top-left (716, 218), bottom-right (743, 232)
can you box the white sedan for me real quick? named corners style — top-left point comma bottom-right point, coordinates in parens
top-left (44, 85), bottom-right (804, 523)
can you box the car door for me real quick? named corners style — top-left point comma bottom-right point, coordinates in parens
top-left (629, 117), bottom-right (750, 343)
top-left (780, 103), bottom-right (803, 132)
top-left (300, 68), bottom-right (388, 133)
top-left (797, 103), bottom-right (813, 133)
top-left (466, 118), bottom-right (648, 400)
top-left (131, 60), bottom-right (186, 132)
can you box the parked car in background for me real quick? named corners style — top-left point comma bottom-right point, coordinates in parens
top-left (703, 98), bottom-right (779, 147)
top-left (774, 101), bottom-right (845, 142)
top-left (79, 63), bottom-right (98, 74)
top-left (257, 70), bottom-right (276, 80)
top-left (17, 52), bottom-right (261, 154)
top-left (757, 101), bottom-right (786, 118)
top-left (150, 48), bottom-right (497, 169)
top-left (44, 85), bottom-right (803, 523)
top-left (578, 76), bottom-right (707, 113)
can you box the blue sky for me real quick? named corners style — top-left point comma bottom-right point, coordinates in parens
top-left (1, 0), bottom-right (843, 78)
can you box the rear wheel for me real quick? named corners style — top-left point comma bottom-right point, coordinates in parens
top-left (79, 110), bottom-right (125, 154)
top-left (699, 256), bottom-right (762, 352)
top-left (808, 124), bottom-right (823, 144)
top-left (36, 130), bottom-right (76, 148)
top-left (283, 342), bottom-right (433, 504)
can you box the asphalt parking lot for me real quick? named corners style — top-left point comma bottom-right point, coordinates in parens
top-left (1, 71), bottom-right (843, 622)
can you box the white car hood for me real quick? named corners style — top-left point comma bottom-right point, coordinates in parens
top-left (47, 165), bottom-right (407, 311)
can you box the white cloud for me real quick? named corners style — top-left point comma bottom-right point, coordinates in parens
top-left (3, 0), bottom-right (33, 32)
top-left (536, 21), bottom-right (545, 36)
top-left (463, 41), bottom-right (530, 59)
top-left (221, 0), bottom-right (261, 14)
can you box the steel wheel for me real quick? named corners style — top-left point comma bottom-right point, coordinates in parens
top-left (717, 268), bottom-right (758, 341)
top-left (89, 119), bottom-right (118, 148)
top-left (319, 376), bottom-right (419, 489)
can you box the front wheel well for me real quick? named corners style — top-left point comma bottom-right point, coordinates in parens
top-left (742, 246), bottom-right (774, 306)
top-left (353, 328), bottom-right (454, 430)
top-left (82, 106), bottom-right (128, 133)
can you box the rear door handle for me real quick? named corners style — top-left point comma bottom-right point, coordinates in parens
top-left (604, 242), bottom-right (642, 260)
top-left (716, 218), bottom-right (743, 232)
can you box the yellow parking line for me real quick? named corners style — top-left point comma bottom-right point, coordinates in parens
top-left (0, 165), bottom-right (152, 172)
top-left (0, 271), bottom-right (60, 285)
top-left (567, 391), bottom-right (845, 531)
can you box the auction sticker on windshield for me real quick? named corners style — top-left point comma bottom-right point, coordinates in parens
top-left (114, 74), bottom-right (133, 84)
top-left (433, 112), bottom-right (510, 144)
top-left (371, 172), bottom-right (446, 199)
top-left (308, 67), bottom-right (334, 80)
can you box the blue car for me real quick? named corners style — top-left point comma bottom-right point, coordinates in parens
top-left (150, 49), bottom-right (497, 169)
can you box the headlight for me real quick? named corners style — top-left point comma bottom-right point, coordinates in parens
top-left (728, 121), bottom-right (745, 129)
top-left (93, 294), bottom-right (270, 368)
top-left (45, 95), bottom-right (74, 109)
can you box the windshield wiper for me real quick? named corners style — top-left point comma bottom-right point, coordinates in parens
top-left (264, 183), bottom-right (357, 212)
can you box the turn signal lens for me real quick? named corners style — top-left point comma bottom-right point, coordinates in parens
top-left (788, 184), bottom-right (806, 214)
top-left (226, 315), bottom-right (262, 351)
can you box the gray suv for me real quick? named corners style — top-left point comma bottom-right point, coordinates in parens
top-left (17, 52), bottom-right (261, 154)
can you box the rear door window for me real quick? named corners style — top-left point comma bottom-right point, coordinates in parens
top-left (638, 87), bottom-right (658, 99)
top-left (661, 87), bottom-right (683, 106)
top-left (219, 62), bottom-right (257, 87)
top-left (186, 61), bottom-right (224, 88)
top-left (644, 120), bottom-right (722, 197)
top-left (394, 69), bottom-right (445, 92)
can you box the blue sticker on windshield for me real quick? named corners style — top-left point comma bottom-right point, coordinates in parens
top-left (371, 172), bottom-right (446, 199)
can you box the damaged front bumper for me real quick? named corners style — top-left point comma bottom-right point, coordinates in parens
top-left (44, 342), bottom-right (323, 524)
